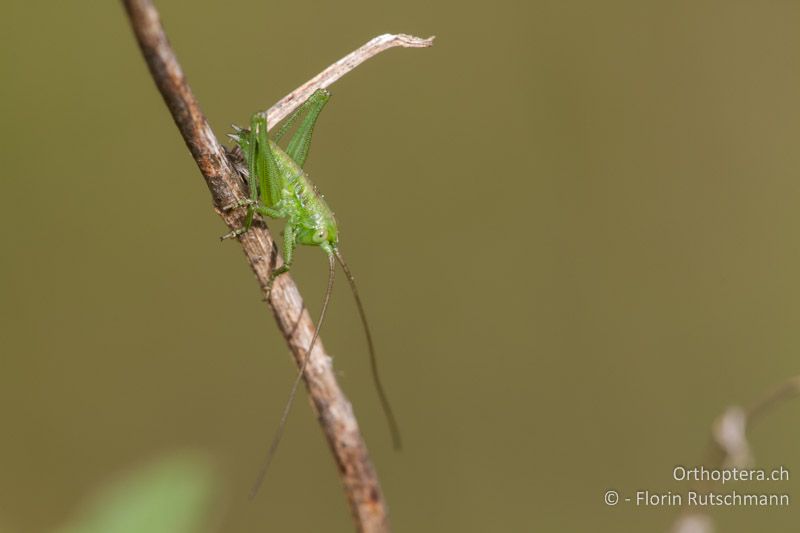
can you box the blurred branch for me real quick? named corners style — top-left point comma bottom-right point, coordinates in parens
top-left (265, 33), bottom-right (434, 127)
top-left (671, 376), bottom-right (800, 533)
top-left (121, 1), bottom-right (432, 531)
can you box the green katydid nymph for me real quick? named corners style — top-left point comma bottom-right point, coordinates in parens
top-left (223, 89), bottom-right (401, 497)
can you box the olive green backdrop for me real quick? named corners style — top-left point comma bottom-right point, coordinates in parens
top-left (2, 1), bottom-right (800, 531)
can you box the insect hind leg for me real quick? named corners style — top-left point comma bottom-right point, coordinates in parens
top-left (275, 89), bottom-right (331, 168)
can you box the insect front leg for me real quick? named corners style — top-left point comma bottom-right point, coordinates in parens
top-left (219, 202), bottom-right (257, 240)
top-left (220, 200), bottom-right (289, 241)
top-left (265, 222), bottom-right (296, 299)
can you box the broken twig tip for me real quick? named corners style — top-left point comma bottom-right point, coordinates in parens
top-left (265, 31), bottom-right (436, 127)
top-left (387, 33), bottom-right (436, 47)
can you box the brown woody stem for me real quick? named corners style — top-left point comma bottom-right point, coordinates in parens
top-left (121, 1), bottom-right (432, 531)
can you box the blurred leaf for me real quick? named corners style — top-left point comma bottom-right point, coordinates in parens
top-left (56, 453), bottom-right (216, 533)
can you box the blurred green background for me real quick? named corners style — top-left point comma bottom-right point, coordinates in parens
top-left (2, 1), bottom-right (800, 531)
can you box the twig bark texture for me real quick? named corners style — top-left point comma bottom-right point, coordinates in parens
top-left (121, 1), bottom-right (432, 531)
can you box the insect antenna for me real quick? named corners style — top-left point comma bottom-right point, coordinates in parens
top-left (249, 253), bottom-right (336, 499)
top-left (333, 248), bottom-right (403, 450)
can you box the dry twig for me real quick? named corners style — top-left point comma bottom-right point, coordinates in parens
top-left (121, 1), bottom-right (432, 531)
top-left (671, 376), bottom-right (800, 533)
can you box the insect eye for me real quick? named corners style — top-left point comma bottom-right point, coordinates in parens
top-left (314, 229), bottom-right (328, 243)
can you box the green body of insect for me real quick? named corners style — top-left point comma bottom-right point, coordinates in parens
top-left (224, 89), bottom-right (401, 497)
top-left (225, 89), bottom-right (338, 276)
